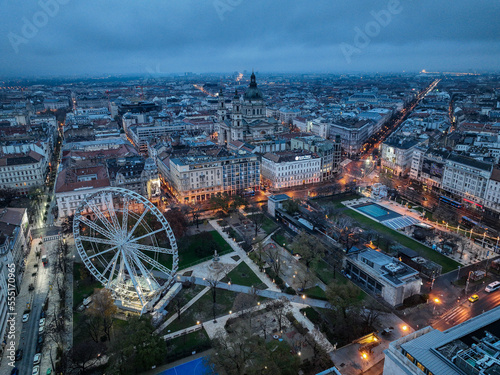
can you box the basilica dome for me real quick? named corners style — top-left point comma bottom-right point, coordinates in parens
top-left (243, 72), bottom-right (264, 101)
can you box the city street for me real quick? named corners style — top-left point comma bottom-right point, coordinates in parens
top-left (396, 257), bottom-right (500, 333)
top-left (0, 236), bottom-right (59, 375)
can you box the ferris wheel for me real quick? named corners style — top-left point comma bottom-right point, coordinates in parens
top-left (73, 187), bottom-right (178, 314)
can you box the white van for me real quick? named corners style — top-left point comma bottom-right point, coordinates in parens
top-left (485, 281), bottom-right (500, 293)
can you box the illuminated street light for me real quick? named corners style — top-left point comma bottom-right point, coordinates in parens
top-left (402, 325), bottom-right (408, 331)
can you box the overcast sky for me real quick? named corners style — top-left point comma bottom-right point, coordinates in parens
top-left (0, 0), bottom-right (498, 77)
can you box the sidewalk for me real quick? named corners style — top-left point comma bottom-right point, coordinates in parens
top-left (209, 219), bottom-right (280, 292)
top-left (177, 275), bottom-right (330, 308)
top-left (154, 286), bottom-right (210, 335)
top-left (290, 302), bottom-right (334, 352)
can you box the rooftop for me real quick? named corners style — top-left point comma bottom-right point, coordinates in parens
top-left (395, 306), bottom-right (500, 375)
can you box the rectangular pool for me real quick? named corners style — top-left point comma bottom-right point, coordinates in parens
top-left (353, 203), bottom-right (401, 221)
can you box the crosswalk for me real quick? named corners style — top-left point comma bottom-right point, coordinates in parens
top-left (43, 234), bottom-right (60, 242)
top-left (434, 305), bottom-right (470, 330)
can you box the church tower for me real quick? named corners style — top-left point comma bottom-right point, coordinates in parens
top-left (242, 71), bottom-right (266, 121)
top-left (217, 88), bottom-right (227, 122)
top-left (231, 89), bottom-right (244, 141)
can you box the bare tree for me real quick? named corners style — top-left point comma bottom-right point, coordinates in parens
top-left (87, 288), bottom-right (118, 341)
top-left (248, 206), bottom-right (265, 237)
top-left (81, 313), bottom-right (102, 343)
top-left (296, 270), bottom-right (313, 291)
top-left (263, 244), bottom-right (283, 277)
top-left (290, 231), bottom-right (327, 270)
top-left (268, 297), bottom-right (290, 332)
top-left (205, 265), bottom-right (231, 322)
top-left (232, 292), bottom-right (258, 312)
top-left (68, 340), bottom-right (105, 374)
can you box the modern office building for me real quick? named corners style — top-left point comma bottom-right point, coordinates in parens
top-left (344, 249), bottom-right (422, 307)
top-left (384, 306), bottom-right (500, 375)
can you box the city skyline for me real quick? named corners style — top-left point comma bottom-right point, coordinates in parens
top-left (0, 0), bottom-right (499, 77)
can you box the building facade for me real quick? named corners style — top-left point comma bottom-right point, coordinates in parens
top-left (217, 72), bottom-right (285, 145)
top-left (384, 306), bottom-right (500, 375)
top-left (290, 135), bottom-right (341, 181)
top-left (261, 150), bottom-right (321, 189)
top-left (0, 151), bottom-right (48, 194)
top-left (166, 150), bottom-right (260, 203)
top-left (344, 249), bottom-right (421, 307)
top-left (55, 165), bottom-right (111, 218)
top-left (380, 137), bottom-right (420, 177)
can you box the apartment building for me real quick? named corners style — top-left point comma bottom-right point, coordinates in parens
top-left (55, 165), bottom-right (110, 218)
top-left (290, 135), bottom-right (341, 180)
top-left (441, 154), bottom-right (492, 206)
top-left (381, 137), bottom-right (420, 177)
top-left (0, 151), bottom-right (48, 194)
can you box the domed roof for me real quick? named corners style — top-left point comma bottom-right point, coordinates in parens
top-left (243, 72), bottom-right (264, 101)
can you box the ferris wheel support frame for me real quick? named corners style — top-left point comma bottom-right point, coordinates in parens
top-left (73, 187), bottom-right (178, 314)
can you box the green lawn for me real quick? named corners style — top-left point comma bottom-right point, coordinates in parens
top-left (311, 259), bottom-right (347, 286)
top-left (313, 193), bottom-right (361, 209)
top-left (151, 231), bottom-right (234, 270)
top-left (272, 230), bottom-right (291, 249)
top-left (176, 231), bottom-right (233, 269)
top-left (162, 284), bottom-right (208, 323)
top-left (166, 329), bottom-right (211, 363)
top-left (344, 209), bottom-right (461, 273)
top-left (310, 259), bottom-right (367, 302)
top-left (262, 216), bottom-right (278, 235)
top-left (223, 262), bottom-right (268, 290)
top-left (302, 285), bottom-right (327, 300)
top-left (163, 288), bottom-right (266, 334)
top-left (73, 263), bottom-right (102, 308)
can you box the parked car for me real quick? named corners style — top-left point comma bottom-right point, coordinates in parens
top-left (22, 313), bottom-right (29, 323)
top-left (34, 353), bottom-right (41, 365)
top-left (15, 349), bottom-right (23, 361)
top-left (10, 368), bottom-right (19, 375)
top-left (39, 318), bottom-right (45, 327)
top-left (37, 335), bottom-right (44, 344)
top-left (38, 325), bottom-right (44, 334)
top-left (32, 366), bottom-right (40, 375)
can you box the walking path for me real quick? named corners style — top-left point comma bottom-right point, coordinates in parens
top-left (209, 219), bottom-right (280, 292)
top-left (161, 299), bottom-right (335, 356)
top-left (154, 286), bottom-right (210, 335)
top-left (177, 276), bottom-right (330, 308)
top-left (290, 302), bottom-right (334, 352)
